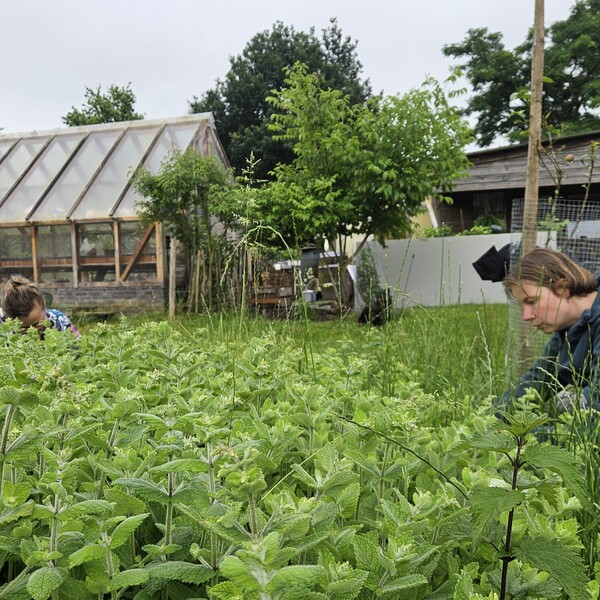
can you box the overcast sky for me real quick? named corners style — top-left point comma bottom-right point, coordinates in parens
top-left (2, 0), bottom-right (574, 143)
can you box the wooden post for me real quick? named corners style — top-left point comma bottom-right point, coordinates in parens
top-left (31, 225), bottom-right (39, 283)
top-left (168, 237), bottom-right (177, 320)
top-left (518, 3), bottom-right (546, 371)
top-left (71, 222), bottom-right (79, 288)
top-left (522, 0), bottom-right (545, 257)
top-left (113, 221), bottom-right (121, 282)
top-left (155, 223), bottom-right (165, 282)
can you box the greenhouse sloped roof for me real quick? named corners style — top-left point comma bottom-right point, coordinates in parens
top-left (0, 113), bottom-right (225, 226)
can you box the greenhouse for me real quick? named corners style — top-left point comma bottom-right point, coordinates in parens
top-left (0, 113), bottom-right (228, 311)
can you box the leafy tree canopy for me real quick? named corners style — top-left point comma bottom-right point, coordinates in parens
top-left (62, 83), bottom-right (144, 126)
top-left (254, 63), bottom-right (471, 257)
top-left (132, 148), bottom-right (235, 254)
top-left (132, 148), bottom-right (240, 310)
top-left (443, 0), bottom-right (600, 146)
top-left (188, 19), bottom-right (372, 179)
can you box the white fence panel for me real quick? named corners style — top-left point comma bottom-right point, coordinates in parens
top-left (360, 233), bottom-right (554, 308)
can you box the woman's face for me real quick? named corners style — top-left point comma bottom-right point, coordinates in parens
top-left (510, 280), bottom-right (573, 333)
top-left (19, 303), bottom-right (46, 331)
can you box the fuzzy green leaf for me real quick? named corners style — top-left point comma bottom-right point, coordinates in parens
top-left (287, 531), bottom-right (330, 553)
top-left (291, 464), bottom-right (318, 487)
top-left (0, 500), bottom-right (34, 525)
top-left (467, 431), bottom-right (515, 453)
top-left (276, 513), bottom-right (311, 540)
top-left (107, 568), bottom-right (149, 591)
top-left (147, 560), bottom-right (213, 584)
top-left (2, 482), bottom-right (32, 507)
top-left (335, 482), bottom-right (361, 518)
top-left (207, 580), bottom-right (244, 599)
top-left (111, 399), bottom-right (139, 419)
top-left (500, 411), bottom-right (551, 436)
top-left (219, 556), bottom-right (259, 590)
top-left (149, 458), bottom-right (209, 473)
top-left (59, 499), bottom-right (114, 521)
top-left (67, 544), bottom-right (108, 568)
top-left (522, 444), bottom-right (591, 510)
top-left (109, 513), bottom-right (149, 549)
top-left (375, 574), bottom-right (428, 596)
top-left (103, 489), bottom-right (147, 515)
top-left (327, 570), bottom-right (369, 599)
top-left (453, 569), bottom-right (474, 600)
top-left (267, 565), bottom-right (325, 597)
top-left (352, 531), bottom-right (380, 572)
top-left (26, 567), bottom-right (64, 600)
top-left (113, 478), bottom-right (168, 503)
top-left (470, 486), bottom-right (524, 535)
top-left (53, 577), bottom-right (93, 600)
top-left (319, 470), bottom-right (359, 496)
top-left (0, 387), bottom-right (39, 407)
top-left (517, 536), bottom-right (591, 599)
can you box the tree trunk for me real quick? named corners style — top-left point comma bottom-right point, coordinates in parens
top-left (194, 249), bottom-right (201, 313)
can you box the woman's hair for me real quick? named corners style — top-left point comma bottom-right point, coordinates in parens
top-left (1, 276), bottom-right (45, 318)
top-left (504, 247), bottom-right (598, 297)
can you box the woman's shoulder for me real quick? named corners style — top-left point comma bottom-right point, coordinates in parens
top-left (45, 309), bottom-right (77, 333)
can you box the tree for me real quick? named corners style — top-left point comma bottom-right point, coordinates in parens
top-left (188, 19), bottom-right (371, 179)
top-left (256, 64), bottom-right (472, 303)
top-left (131, 148), bottom-right (239, 312)
top-left (443, 0), bottom-right (600, 147)
top-left (62, 83), bottom-right (144, 126)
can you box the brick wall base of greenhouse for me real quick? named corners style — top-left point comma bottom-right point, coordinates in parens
top-left (44, 284), bottom-right (166, 314)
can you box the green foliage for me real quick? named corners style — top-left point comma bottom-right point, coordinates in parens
top-left (0, 308), bottom-right (595, 598)
top-left (132, 147), bottom-right (240, 310)
top-left (133, 147), bottom-right (234, 252)
top-left (189, 19), bottom-right (371, 179)
top-left (261, 63), bottom-right (471, 252)
top-left (62, 83), bottom-right (144, 126)
top-left (464, 412), bottom-right (593, 599)
top-left (443, 0), bottom-right (600, 146)
top-left (517, 537), bottom-right (590, 600)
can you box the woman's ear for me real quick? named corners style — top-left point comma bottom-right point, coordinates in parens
top-left (554, 279), bottom-right (570, 297)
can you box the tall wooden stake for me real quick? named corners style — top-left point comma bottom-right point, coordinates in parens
top-left (522, 0), bottom-right (545, 256)
top-left (168, 237), bottom-right (177, 320)
top-left (518, 0), bottom-right (545, 372)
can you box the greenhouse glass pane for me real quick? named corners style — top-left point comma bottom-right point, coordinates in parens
top-left (32, 130), bottom-right (121, 222)
top-left (2, 134), bottom-right (85, 224)
top-left (0, 227), bottom-right (33, 283)
top-left (0, 138), bottom-right (49, 211)
top-left (38, 225), bottom-right (73, 284)
top-left (114, 122), bottom-right (200, 218)
top-left (0, 139), bottom-right (16, 162)
top-left (71, 126), bottom-right (160, 220)
top-left (119, 221), bottom-right (157, 281)
top-left (77, 223), bottom-right (116, 284)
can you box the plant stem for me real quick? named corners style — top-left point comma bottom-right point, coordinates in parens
top-left (248, 491), bottom-right (258, 537)
top-left (500, 437), bottom-right (523, 600)
top-left (0, 404), bottom-right (16, 497)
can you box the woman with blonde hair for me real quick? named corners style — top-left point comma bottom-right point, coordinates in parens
top-left (0, 276), bottom-right (79, 338)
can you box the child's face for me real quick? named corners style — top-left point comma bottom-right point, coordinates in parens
top-left (511, 281), bottom-right (572, 333)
